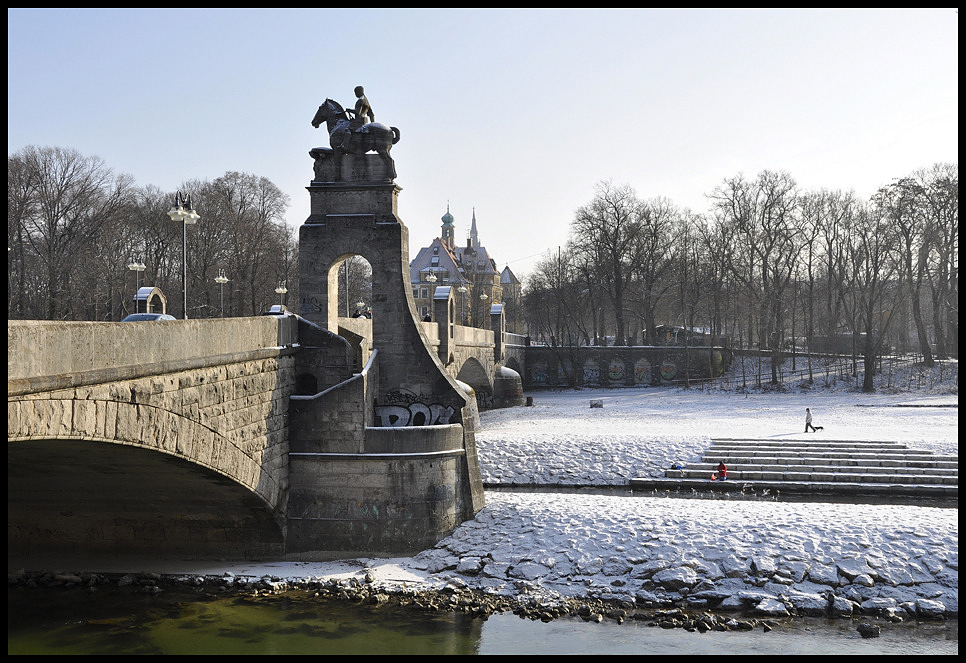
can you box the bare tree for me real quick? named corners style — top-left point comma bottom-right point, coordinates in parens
top-left (843, 202), bottom-right (905, 392)
top-left (628, 197), bottom-right (677, 345)
top-left (9, 146), bottom-right (134, 319)
top-left (523, 248), bottom-right (585, 385)
top-left (205, 172), bottom-right (291, 316)
top-left (915, 163), bottom-right (958, 358)
top-left (570, 181), bottom-right (648, 346)
top-left (711, 170), bottom-right (800, 384)
top-left (877, 177), bottom-right (934, 365)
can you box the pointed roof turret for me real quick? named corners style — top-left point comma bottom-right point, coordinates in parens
top-left (469, 207), bottom-right (479, 250)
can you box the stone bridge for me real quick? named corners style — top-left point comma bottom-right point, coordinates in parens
top-left (8, 317), bottom-right (298, 562)
top-left (8, 153), bottom-right (529, 566)
top-left (6, 308), bottom-right (526, 564)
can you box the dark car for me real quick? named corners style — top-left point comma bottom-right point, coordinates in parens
top-left (121, 313), bottom-right (176, 322)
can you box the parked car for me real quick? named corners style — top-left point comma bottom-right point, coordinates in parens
top-left (121, 313), bottom-right (176, 322)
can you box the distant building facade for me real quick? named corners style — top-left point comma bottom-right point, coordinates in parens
top-left (410, 207), bottom-right (520, 330)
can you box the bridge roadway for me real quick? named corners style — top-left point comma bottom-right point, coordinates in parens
top-left (7, 313), bottom-right (519, 564)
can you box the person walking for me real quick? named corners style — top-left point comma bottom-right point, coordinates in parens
top-left (805, 407), bottom-right (824, 432)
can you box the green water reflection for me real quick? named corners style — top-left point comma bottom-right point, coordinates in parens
top-left (7, 586), bottom-right (958, 655)
top-left (8, 587), bottom-right (480, 655)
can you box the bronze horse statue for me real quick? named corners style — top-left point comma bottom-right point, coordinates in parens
top-left (311, 98), bottom-right (401, 180)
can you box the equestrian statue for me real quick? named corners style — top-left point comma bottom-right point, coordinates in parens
top-left (311, 86), bottom-right (401, 181)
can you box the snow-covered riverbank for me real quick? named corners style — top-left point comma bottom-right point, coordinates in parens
top-left (32, 385), bottom-right (954, 624)
top-left (410, 388), bottom-right (959, 621)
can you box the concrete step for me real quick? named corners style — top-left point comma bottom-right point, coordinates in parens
top-left (628, 477), bottom-right (958, 502)
top-left (703, 451), bottom-right (957, 463)
top-left (666, 468), bottom-right (958, 484)
top-left (711, 443), bottom-right (939, 453)
top-left (650, 437), bottom-right (958, 501)
top-left (698, 456), bottom-right (958, 469)
top-left (684, 463), bottom-right (958, 477)
top-left (712, 438), bottom-right (907, 446)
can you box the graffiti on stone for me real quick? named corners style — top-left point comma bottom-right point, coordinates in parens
top-left (532, 362), bottom-right (549, 385)
top-left (582, 360), bottom-right (600, 386)
top-left (660, 360), bottom-right (677, 381)
top-left (634, 358), bottom-right (651, 385)
top-left (382, 388), bottom-right (421, 406)
top-left (300, 296), bottom-right (324, 314)
top-left (375, 389), bottom-right (455, 426)
top-left (607, 359), bottom-right (625, 382)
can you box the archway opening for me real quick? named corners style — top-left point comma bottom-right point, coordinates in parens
top-left (336, 254), bottom-right (373, 318)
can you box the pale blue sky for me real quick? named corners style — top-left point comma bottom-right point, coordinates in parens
top-left (7, 8), bottom-right (958, 279)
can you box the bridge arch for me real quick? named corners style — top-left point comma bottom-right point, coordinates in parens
top-left (9, 397), bottom-right (285, 511)
top-left (455, 356), bottom-right (492, 408)
top-left (8, 397), bottom-right (286, 562)
top-left (504, 355), bottom-right (523, 377)
top-left (8, 437), bottom-right (284, 562)
top-left (7, 341), bottom-right (294, 564)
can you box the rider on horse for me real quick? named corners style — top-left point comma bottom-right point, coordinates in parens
top-left (339, 86), bottom-right (375, 152)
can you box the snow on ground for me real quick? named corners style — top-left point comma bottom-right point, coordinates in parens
top-left (145, 372), bottom-right (957, 621)
top-left (398, 384), bottom-right (958, 620)
top-left (475, 387), bottom-right (958, 485)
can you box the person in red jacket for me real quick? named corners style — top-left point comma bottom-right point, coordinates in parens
top-left (716, 461), bottom-right (727, 481)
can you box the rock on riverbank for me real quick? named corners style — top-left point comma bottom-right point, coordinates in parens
top-left (0, 568), bottom-right (914, 636)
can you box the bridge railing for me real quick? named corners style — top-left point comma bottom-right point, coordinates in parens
top-left (8, 318), bottom-right (298, 395)
top-left (505, 332), bottom-right (528, 347)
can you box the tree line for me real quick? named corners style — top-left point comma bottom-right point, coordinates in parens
top-left (523, 165), bottom-right (958, 392)
top-left (8, 145), bottom-right (297, 321)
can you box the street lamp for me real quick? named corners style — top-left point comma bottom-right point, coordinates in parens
top-left (275, 280), bottom-right (288, 307)
top-left (167, 192), bottom-right (199, 319)
top-left (127, 257), bottom-right (146, 311)
top-left (214, 270), bottom-right (229, 317)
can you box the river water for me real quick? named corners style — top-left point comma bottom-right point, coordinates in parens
top-left (7, 584), bottom-right (957, 655)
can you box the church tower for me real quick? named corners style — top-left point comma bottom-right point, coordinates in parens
top-left (441, 204), bottom-right (455, 250)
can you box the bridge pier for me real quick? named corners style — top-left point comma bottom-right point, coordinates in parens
top-left (290, 153), bottom-right (484, 557)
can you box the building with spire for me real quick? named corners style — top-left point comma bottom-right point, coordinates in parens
top-left (409, 206), bottom-right (507, 329)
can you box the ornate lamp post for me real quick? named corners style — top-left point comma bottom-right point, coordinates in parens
top-left (127, 257), bottom-right (146, 312)
top-left (167, 192), bottom-right (200, 319)
top-left (424, 271), bottom-right (438, 321)
top-left (275, 281), bottom-right (288, 307)
top-left (214, 270), bottom-right (229, 317)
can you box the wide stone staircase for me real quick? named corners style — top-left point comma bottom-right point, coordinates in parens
top-left (629, 438), bottom-right (958, 503)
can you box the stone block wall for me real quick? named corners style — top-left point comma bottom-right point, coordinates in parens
top-left (525, 345), bottom-right (730, 388)
top-left (285, 423), bottom-right (469, 559)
